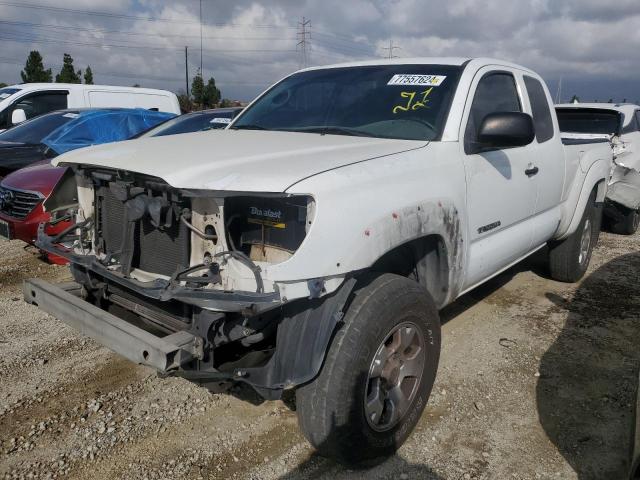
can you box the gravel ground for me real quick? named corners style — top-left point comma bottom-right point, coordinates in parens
top-left (0, 229), bottom-right (639, 480)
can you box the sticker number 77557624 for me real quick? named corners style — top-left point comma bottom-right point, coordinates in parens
top-left (392, 88), bottom-right (433, 114)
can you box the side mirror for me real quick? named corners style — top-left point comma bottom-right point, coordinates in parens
top-left (11, 108), bottom-right (27, 125)
top-left (474, 112), bottom-right (535, 152)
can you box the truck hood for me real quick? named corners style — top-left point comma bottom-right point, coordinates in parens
top-left (53, 130), bottom-right (427, 192)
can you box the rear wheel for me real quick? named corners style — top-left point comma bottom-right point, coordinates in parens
top-left (548, 189), bottom-right (601, 282)
top-left (295, 273), bottom-right (441, 464)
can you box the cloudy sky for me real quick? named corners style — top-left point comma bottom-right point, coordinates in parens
top-left (1, 0), bottom-right (640, 103)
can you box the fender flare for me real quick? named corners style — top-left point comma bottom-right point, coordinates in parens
top-left (236, 277), bottom-right (357, 400)
top-left (556, 159), bottom-right (608, 241)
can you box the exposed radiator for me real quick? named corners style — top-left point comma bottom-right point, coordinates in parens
top-left (98, 186), bottom-right (190, 277)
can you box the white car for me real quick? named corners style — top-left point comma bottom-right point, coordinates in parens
top-left (0, 83), bottom-right (181, 131)
top-left (28, 58), bottom-right (611, 463)
top-left (556, 103), bottom-right (640, 234)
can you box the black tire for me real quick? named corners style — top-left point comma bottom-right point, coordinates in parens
top-left (548, 189), bottom-right (601, 282)
top-left (610, 207), bottom-right (640, 236)
top-left (295, 273), bottom-right (441, 464)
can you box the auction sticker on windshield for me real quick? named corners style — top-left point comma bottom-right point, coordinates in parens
top-left (210, 117), bottom-right (231, 124)
top-left (387, 74), bottom-right (446, 87)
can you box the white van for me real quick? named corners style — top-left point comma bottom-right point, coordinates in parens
top-left (0, 83), bottom-right (181, 131)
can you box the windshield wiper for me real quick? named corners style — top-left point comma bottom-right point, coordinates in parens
top-left (230, 124), bottom-right (266, 131)
top-left (293, 126), bottom-right (376, 138)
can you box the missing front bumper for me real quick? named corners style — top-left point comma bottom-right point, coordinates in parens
top-left (23, 278), bottom-right (204, 372)
top-left (35, 225), bottom-right (282, 313)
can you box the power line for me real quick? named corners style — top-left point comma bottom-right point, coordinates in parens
top-left (313, 31), bottom-right (378, 51)
top-left (0, 20), bottom-right (295, 42)
top-left (297, 16), bottom-right (311, 69)
top-left (0, 57), bottom-right (274, 87)
top-left (0, 1), bottom-right (297, 29)
top-left (0, 32), bottom-right (295, 54)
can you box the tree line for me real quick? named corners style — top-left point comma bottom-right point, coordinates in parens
top-left (7, 50), bottom-right (234, 113)
top-left (21, 50), bottom-right (93, 84)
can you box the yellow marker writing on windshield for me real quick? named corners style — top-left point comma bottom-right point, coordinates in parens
top-left (392, 88), bottom-right (433, 114)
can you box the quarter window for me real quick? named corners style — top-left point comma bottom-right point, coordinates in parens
top-left (524, 76), bottom-right (554, 143)
top-left (464, 72), bottom-right (521, 153)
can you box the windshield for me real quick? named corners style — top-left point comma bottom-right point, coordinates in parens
top-left (0, 88), bottom-right (20, 101)
top-left (232, 64), bottom-right (462, 141)
top-left (141, 110), bottom-right (238, 138)
top-left (556, 108), bottom-right (621, 135)
top-left (0, 110), bottom-right (77, 144)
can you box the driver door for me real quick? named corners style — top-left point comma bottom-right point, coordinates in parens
top-left (461, 68), bottom-right (537, 290)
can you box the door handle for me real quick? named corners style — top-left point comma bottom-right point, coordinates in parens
top-left (525, 166), bottom-right (539, 176)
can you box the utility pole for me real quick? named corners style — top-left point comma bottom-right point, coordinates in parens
top-left (199, 0), bottom-right (203, 78)
top-left (555, 76), bottom-right (563, 104)
top-left (383, 40), bottom-right (400, 59)
top-left (297, 16), bottom-right (311, 69)
top-left (185, 46), bottom-right (189, 99)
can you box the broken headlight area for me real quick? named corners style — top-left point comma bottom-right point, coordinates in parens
top-left (224, 195), bottom-right (313, 264)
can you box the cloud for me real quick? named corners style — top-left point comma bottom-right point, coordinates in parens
top-left (0, 0), bottom-right (639, 102)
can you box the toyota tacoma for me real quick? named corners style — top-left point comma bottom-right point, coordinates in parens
top-left (25, 58), bottom-right (612, 463)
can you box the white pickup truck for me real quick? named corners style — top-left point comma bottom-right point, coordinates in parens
top-left (556, 103), bottom-right (640, 234)
top-left (26, 58), bottom-right (611, 463)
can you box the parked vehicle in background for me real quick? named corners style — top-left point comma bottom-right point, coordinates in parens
top-left (0, 83), bottom-right (180, 132)
top-left (556, 103), bottom-right (640, 234)
top-left (138, 107), bottom-right (243, 138)
top-left (0, 110), bottom-right (81, 178)
top-left (28, 58), bottom-right (611, 463)
top-left (0, 108), bottom-right (175, 262)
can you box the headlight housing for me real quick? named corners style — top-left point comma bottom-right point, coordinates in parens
top-left (224, 195), bottom-right (314, 263)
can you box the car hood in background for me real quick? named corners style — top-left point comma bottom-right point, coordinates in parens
top-left (1, 160), bottom-right (66, 197)
top-left (53, 130), bottom-right (427, 192)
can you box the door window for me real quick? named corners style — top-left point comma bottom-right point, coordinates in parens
top-left (464, 72), bottom-right (521, 153)
top-left (524, 76), bottom-right (554, 143)
top-left (12, 91), bottom-right (68, 121)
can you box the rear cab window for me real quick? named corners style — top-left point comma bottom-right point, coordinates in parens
top-left (523, 76), bottom-right (554, 143)
top-left (556, 108), bottom-right (621, 135)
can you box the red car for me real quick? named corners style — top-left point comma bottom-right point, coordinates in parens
top-left (0, 108), bottom-right (175, 263)
top-left (0, 160), bottom-right (69, 264)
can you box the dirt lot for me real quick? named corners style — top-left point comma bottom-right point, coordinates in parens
top-left (1, 230), bottom-right (639, 480)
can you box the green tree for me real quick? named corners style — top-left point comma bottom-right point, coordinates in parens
top-left (84, 65), bottom-right (94, 85)
top-left (570, 94), bottom-right (580, 104)
top-left (203, 77), bottom-right (221, 107)
top-left (20, 50), bottom-right (52, 83)
top-left (177, 93), bottom-right (193, 113)
top-left (0, 82), bottom-right (7, 88)
top-left (191, 73), bottom-right (205, 108)
top-left (55, 53), bottom-right (82, 83)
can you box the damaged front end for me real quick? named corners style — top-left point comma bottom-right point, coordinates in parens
top-left (27, 166), bottom-right (352, 399)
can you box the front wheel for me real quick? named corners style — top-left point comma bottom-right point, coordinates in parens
top-left (295, 273), bottom-right (441, 464)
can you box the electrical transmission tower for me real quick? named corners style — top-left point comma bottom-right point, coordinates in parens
top-left (297, 17), bottom-right (311, 69)
top-left (383, 40), bottom-right (400, 59)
